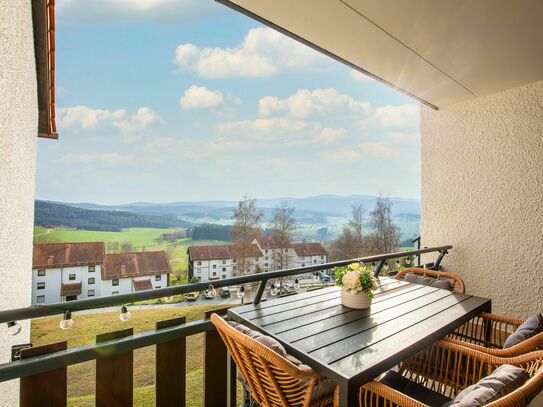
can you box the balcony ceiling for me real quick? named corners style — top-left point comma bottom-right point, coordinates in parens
top-left (218, 0), bottom-right (543, 109)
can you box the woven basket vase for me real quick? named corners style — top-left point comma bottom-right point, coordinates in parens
top-left (341, 289), bottom-right (373, 309)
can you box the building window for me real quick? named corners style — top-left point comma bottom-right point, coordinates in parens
top-left (222, 260), bottom-right (226, 264)
top-left (212, 272), bottom-right (217, 277)
top-left (265, 263), bottom-right (269, 267)
top-left (155, 286), bottom-right (161, 289)
top-left (155, 275), bottom-right (161, 281)
top-left (213, 264), bottom-right (217, 269)
top-left (68, 274), bottom-right (76, 280)
top-left (88, 265), bottom-right (95, 272)
top-left (265, 256), bottom-right (269, 260)
top-left (37, 269), bottom-right (46, 277)
top-left (302, 264), bottom-right (305, 267)
top-left (233, 259), bottom-right (236, 263)
top-left (197, 268), bottom-right (201, 273)
top-left (112, 279), bottom-right (119, 286)
top-left (88, 290), bottom-right (95, 297)
top-left (112, 291), bottom-right (119, 295)
top-left (197, 261), bottom-right (202, 266)
top-left (265, 249), bottom-right (268, 254)
top-left (314, 259), bottom-right (317, 264)
top-left (36, 295), bottom-right (45, 303)
top-left (37, 282), bottom-right (45, 290)
top-left (321, 255), bottom-right (324, 260)
top-left (88, 277), bottom-right (95, 285)
top-left (222, 267), bottom-right (226, 272)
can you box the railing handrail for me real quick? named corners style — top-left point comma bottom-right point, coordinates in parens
top-left (0, 318), bottom-right (215, 383)
top-left (0, 245), bottom-right (451, 323)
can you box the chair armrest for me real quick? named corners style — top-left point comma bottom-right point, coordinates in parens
top-left (450, 312), bottom-right (524, 348)
top-left (360, 380), bottom-right (428, 407)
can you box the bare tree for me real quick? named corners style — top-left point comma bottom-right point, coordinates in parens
top-left (329, 203), bottom-right (367, 261)
top-left (348, 203), bottom-right (365, 249)
top-left (368, 196), bottom-right (399, 253)
top-left (269, 202), bottom-right (296, 270)
top-left (230, 196), bottom-right (263, 276)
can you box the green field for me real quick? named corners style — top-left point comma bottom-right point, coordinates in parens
top-left (33, 227), bottom-right (229, 284)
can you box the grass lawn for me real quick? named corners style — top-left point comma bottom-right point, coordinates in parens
top-left (31, 305), bottom-right (239, 406)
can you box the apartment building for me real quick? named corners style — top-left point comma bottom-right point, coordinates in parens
top-left (32, 242), bottom-right (171, 305)
top-left (187, 239), bottom-right (328, 282)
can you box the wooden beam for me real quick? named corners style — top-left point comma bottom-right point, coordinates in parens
top-left (20, 341), bottom-right (67, 407)
top-left (156, 317), bottom-right (186, 407)
top-left (96, 328), bottom-right (133, 407)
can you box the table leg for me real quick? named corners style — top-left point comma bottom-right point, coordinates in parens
top-left (338, 382), bottom-right (358, 407)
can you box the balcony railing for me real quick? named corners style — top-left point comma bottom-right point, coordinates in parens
top-left (0, 245), bottom-right (450, 406)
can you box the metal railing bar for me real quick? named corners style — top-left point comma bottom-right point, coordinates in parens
top-left (0, 245), bottom-right (451, 323)
top-left (0, 319), bottom-right (214, 383)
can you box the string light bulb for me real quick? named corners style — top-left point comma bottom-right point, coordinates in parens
top-left (119, 305), bottom-right (131, 322)
top-left (236, 286), bottom-right (245, 299)
top-left (270, 284), bottom-right (278, 296)
top-left (60, 311), bottom-right (73, 330)
top-left (7, 321), bottom-right (21, 336)
top-left (383, 262), bottom-right (390, 271)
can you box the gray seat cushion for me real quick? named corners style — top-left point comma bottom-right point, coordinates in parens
top-left (228, 320), bottom-right (288, 358)
top-left (443, 364), bottom-right (530, 406)
top-left (503, 314), bottom-right (543, 349)
top-left (380, 370), bottom-right (452, 406)
top-left (404, 272), bottom-right (454, 291)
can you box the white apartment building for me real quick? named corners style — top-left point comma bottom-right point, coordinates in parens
top-left (187, 244), bottom-right (262, 282)
top-left (32, 243), bottom-right (171, 305)
top-left (187, 239), bottom-right (328, 282)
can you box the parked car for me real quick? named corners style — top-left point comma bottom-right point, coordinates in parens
top-left (186, 292), bottom-right (198, 302)
top-left (219, 287), bottom-right (231, 298)
top-left (282, 283), bottom-right (297, 294)
top-left (320, 273), bottom-right (331, 283)
top-left (204, 289), bottom-right (216, 300)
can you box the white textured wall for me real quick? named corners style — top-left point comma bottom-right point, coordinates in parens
top-left (0, 0), bottom-right (36, 404)
top-left (421, 80), bottom-right (543, 318)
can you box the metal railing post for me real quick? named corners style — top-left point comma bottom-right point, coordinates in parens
top-left (373, 260), bottom-right (386, 278)
top-left (253, 279), bottom-right (267, 305)
top-left (433, 249), bottom-right (448, 270)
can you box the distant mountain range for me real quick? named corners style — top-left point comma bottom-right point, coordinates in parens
top-left (35, 195), bottom-right (420, 232)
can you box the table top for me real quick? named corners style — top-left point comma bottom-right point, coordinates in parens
top-left (228, 278), bottom-right (491, 387)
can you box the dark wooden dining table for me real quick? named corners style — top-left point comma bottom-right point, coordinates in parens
top-left (228, 277), bottom-right (491, 406)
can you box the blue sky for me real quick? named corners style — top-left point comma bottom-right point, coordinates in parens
top-left (36, 0), bottom-right (421, 204)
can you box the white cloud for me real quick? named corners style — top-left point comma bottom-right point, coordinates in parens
top-left (57, 106), bottom-right (164, 141)
top-left (316, 128), bottom-right (347, 145)
top-left (389, 132), bottom-right (420, 145)
top-left (258, 88), bottom-right (371, 119)
top-left (56, 0), bottom-right (223, 25)
top-left (179, 85), bottom-right (224, 110)
top-left (318, 142), bottom-right (392, 162)
top-left (57, 106), bottom-right (125, 130)
top-left (175, 27), bottom-right (329, 79)
top-left (216, 117), bottom-right (322, 144)
top-left (369, 104), bottom-right (419, 128)
top-left (350, 69), bottom-right (374, 82)
top-left (113, 107), bottom-right (164, 136)
top-left (57, 153), bottom-right (135, 166)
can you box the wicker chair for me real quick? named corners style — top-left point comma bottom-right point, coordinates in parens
top-left (210, 314), bottom-right (337, 407)
top-left (359, 340), bottom-right (543, 406)
top-left (395, 267), bottom-right (466, 293)
top-left (448, 312), bottom-right (543, 357)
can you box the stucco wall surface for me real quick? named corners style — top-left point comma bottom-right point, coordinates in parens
top-left (0, 0), bottom-right (37, 404)
top-left (421, 80), bottom-right (543, 318)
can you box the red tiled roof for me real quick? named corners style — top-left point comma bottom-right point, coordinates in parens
top-left (291, 243), bottom-right (327, 257)
top-left (187, 244), bottom-right (262, 261)
top-left (253, 237), bottom-right (285, 250)
top-left (133, 279), bottom-right (153, 292)
top-left (33, 242), bottom-right (105, 269)
top-left (104, 251), bottom-right (171, 280)
top-left (60, 282), bottom-right (82, 296)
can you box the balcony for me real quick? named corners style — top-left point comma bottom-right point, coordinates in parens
top-left (0, 246), bottom-right (451, 406)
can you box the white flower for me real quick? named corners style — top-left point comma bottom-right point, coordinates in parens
top-left (342, 270), bottom-right (361, 292)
